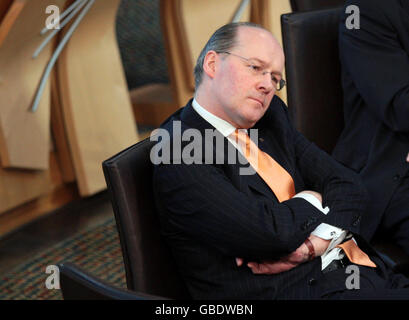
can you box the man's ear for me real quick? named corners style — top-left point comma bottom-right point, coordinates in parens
top-left (203, 50), bottom-right (218, 79)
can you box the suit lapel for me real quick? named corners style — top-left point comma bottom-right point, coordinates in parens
top-left (242, 168), bottom-right (278, 201)
top-left (180, 99), bottom-right (214, 134)
top-left (179, 100), bottom-right (281, 202)
top-left (258, 127), bottom-right (295, 179)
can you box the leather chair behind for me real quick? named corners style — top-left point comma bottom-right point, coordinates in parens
top-left (102, 138), bottom-right (191, 299)
top-left (281, 7), bottom-right (409, 272)
top-left (59, 262), bottom-right (166, 300)
top-left (290, 0), bottom-right (345, 12)
top-left (281, 7), bottom-right (344, 154)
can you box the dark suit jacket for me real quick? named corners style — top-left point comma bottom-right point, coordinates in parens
top-left (332, 0), bottom-right (409, 241)
top-left (153, 96), bottom-right (373, 299)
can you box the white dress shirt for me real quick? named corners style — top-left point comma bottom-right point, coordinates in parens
top-left (192, 98), bottom-right (346, 270)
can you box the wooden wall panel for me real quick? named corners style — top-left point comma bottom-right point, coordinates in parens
top-left (182, 0), bottom-right (251, 85)
top-left (50, 66), bottom-right (76, 183)
top-left (0, 0), bottom-right (66, 169)
top-left (0, 0), bottom-right (25, 48)
top-left (160, 0), bottom-right (193, 106)
top-left (267, 0), bottom-right (292, 104)
top-left (0, 152), bottom-right (59, 214)
top-left (57, 0), bottom-right (139, 196)
top-left (0, 0), bottom-right (13, 22)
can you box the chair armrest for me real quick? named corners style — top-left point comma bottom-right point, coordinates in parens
top-left (58, 262), bottom-right (169, 300)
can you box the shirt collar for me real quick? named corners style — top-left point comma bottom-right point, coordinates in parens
top-left (192, 98), bottom-right (241, 137)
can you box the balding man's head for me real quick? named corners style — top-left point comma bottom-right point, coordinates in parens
top-left (194, 23), bottom-right (285, 128)
top-left (194, 22), bottom-right (270, 89)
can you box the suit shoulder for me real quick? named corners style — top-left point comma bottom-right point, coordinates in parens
top-left (344, 0), bottom-right (393, 10)
top-left (160, 108), bottom-right (183, 131)
top-left (259, 95), bottom-right (291, 126)
top-left (344, 0), bottom-right (399, 19)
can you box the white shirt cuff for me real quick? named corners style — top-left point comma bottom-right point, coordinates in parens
top-left (293, 192), bottom-right (349, 270)
top-left (293, 192), bottom-right (329, 214)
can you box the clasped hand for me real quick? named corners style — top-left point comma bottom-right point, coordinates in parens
top-left (236, 190), bottom-right (330, 275)
top-left (236, 234), bottom-right (330, 274)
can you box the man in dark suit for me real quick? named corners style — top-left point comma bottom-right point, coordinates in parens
top-left (152, 22), bottom-right (409, 299)
top-left (332, 0), bottom-right (409, 253)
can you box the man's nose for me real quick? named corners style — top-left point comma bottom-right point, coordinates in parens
top-left (257, 73), bottom-right (274, 93)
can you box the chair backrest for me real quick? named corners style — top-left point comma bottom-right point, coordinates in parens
top-left (59, 262), bottom-right (166, 300)
top-left (281, 7), bottom-right (344, 153)
top-left (281, 5), bottom-right (409, 274)
top-left (290, 0), bottom-right (345, 11)
top-left (102, 138), bottom-right (191, 299)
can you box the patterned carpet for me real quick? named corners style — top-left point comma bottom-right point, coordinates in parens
top-left (0, 216), bottom-right (126, 300)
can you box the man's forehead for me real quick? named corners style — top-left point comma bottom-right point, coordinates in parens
top-left (235, 27), bottom-right (281, 53)
top-left (236, 26), bottom-right (276, 44)
top-left (235, 27), bottom-right (284, 69)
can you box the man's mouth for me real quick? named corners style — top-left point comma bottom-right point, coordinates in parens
top-left (249, 97), bottom-right (265, 107)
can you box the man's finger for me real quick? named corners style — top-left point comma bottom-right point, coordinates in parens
top-left (248, 262), bottom-right (277, 274)
top-left (247, 262), bottom-right (260, 273)
top-left (235, 258), bottom-right (243, 266)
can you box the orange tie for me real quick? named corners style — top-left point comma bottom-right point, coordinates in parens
top-left (337, 239), bottom-right (376, 268)
top-left (231, 129), bottom-right (295, 202)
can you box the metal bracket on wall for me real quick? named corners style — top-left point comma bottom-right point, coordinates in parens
top-left (30, 0), bottom-right (95, 113)
top-left (231, 0), bottom-right (250, 22)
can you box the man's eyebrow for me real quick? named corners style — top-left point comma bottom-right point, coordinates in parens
top-left (248, 57), bottom-right (283, 77)
top-left (247, 57), bottom-right (267, 65)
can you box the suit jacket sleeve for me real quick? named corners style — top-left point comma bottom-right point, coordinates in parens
top-left (281, 101), bottom-right (369, 235)
top-left (340, 0), bottom-right (409, 132)
top-left (154, 157), bottom-right (328, 261)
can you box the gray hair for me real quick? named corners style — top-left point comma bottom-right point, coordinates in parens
top-left (193, 22), bottom-right (265, 89)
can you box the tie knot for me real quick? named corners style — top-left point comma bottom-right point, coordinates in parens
top-left (231, 129), bottom-right (252, 156)
top-left (232, 129), bottom-right (250, 144)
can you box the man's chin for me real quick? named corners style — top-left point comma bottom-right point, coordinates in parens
top-left (235, 108), bottom-right (266, 128)
top-left (244, 111), bottom-right (267, 127)
top-left (240, 118), bottom-right (260, 129)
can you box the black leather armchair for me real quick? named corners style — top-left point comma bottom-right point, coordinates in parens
top-left (281, 8), bottom-right (409, 274)
top-left (102, 138), bottom-right (191, 299)
top-left (282, 7), bottom-right (345, 154)
top-left (58, 262), bottom-right (166, 300)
